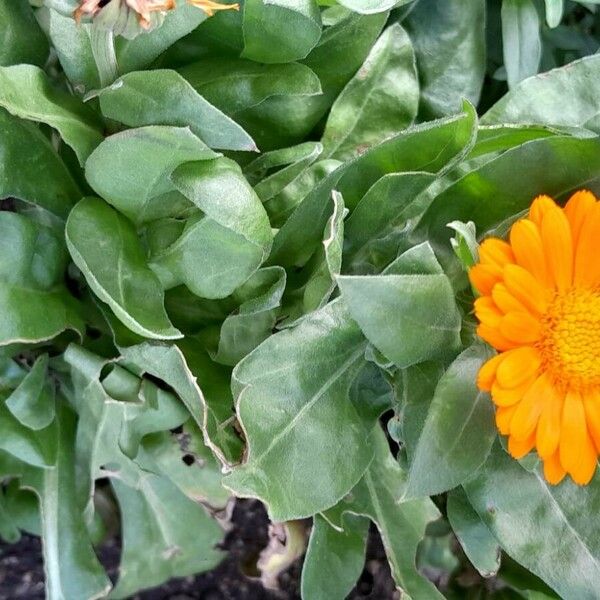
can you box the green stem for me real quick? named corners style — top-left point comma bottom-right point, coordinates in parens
top-left (90, 25), bottom-right (119, 88)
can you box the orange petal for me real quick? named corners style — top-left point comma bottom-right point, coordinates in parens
top-left (559, 390), bottom-right (598, 485)
top-left (491, 376), bottom-right (535, 407)
top-left (503, 264), bottom-right (551, 315)
top-left (477, 354), bottom-right (504, 391)
top-left (564, 189), bottom-right (596, 246)
top-left (477, 324), bottom-right (517, 352)
top-left (509, 374), bottom-right (547, 440)
top-left (474, 296), bottom-right (503, 327)
top-left (496, 404), bottom-right (518, 435)
top-left (536, 386), bottom-right (563, 458)
top-left (469, 264), bottom-right (499, 296)
top-left (508, 433), bottom-right (535, 459)
top-left (529, 194), bottom-right (557, 227)
top-left (492, 283), bottom-right (529, 314)
top-left (500, 311), bottom-right (541, 344)
top-left (495, 346), bottom-right (541, 389)
top-left (187, 0), bottom-right (239, 15)
top-left (478, 238), bottom-right (515, 268)
top-left (541, 206), bottom-right (573, 291)
top-left (509, 219), bottom-right (551, 286)
top-left (574, 203), bottom-right (600, 287)
top-left (583, 389), bottom-right (600, 453)
top-left (543, 451), bottom-right (566, 485)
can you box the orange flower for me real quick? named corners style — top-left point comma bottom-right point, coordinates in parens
top-left (470, 190), bottom-right (600, 485)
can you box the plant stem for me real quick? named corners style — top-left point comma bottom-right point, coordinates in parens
top-left (90, 26), bottom-right (119, 88)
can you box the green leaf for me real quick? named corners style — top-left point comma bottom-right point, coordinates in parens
top-left (45, 8), bottom-right (100, 94)
top-left (338, 244), bottom-right (461, 369)
top-left (290, 11), bottom-right (388, 145)
top-left (0, 65), bottom-right (103, 163)
top-left (274, 159), bottom-right (343, 230)
top-left (97, 69), bottom-right (257, 151)
top-left (110, 476), bottom-right (224, 598)
top-left (179, 58), bottom-right (322, 150)
top-left (180, 58), bottom-right (322, 115)
top-left (93, 299), bottom-right (147, 349)
top-left (344, 172), bottom-right (436, 273)
top-left (544, 0), bottom-right (563, 27)
top-left (120, 340), bottom-right (243, 466)
top-left (270, 104), bottom-right (476, 268)
top-left (224, 299), bottom-right (383, 521)
top-left (21, 405), bottom-right (112, 600)
top-left (66, 197), bottom-right (182, 340)
top-left (0, 109), bottom-right (80, 219)
top-left (173, 158), bottom-right (272, 252)
top-left (394, 360), bottom-right (446, 462)
top-left (337, 102), bottom-right (478, 211)
top-left (242, 0), bottom-right (322, 63)
top-left (321, 23), bottom-right (418, 161)
top-left (0, 357), bottom-right (27, 393)
top-left (501, 0), bottom-right (542, 89)
top-left (280, 190), bottom-right (346, 326)
top-left (163, 287), bottom-right (229, 336)
top-left (2, 483), bottom-right (40, 538)
top-left (0, 450), bottom-right (25, 476)
top-left (448, 220), bottom-right (479, 270)
top-left (0, 0), bottom-right (49, 67)
top-left (465, 445), bottom-right (600, 598)
top-left (0, 487), bottom-right (21, 543)
top-left (468, 124), bottom-right (559, 160)
top-left (404, 344), bottom-right (496, 498)
top-left (115, 3), bottom-right (207, 73)
top-left (0, 395), bottom-right (56, 468)
top-left (64, 345), bottom-right (188, 517)
top-left (447, 487), bottom-right (501, 578)
top-left (246, 142), bottom-right (328, 227)
top-left (336, 0), bottom-right (410, 14)
top-left (138, 422), bottom-right (230, 509)
top-left (207, 266), bottom-right (286, 366)
top-left (404, 0), bottom-right (486, 118)
top-left (6, 355), bottom-right (55, 431)
top-left (301, 513), bottom-right (369, 600)
top-left (84, 125), bottom-right (217, 224)
top-left (245, 142), bottom-right (324, 220)
top-left (302, 11), bottom-right (386, 100)
top-left (42, 0), bottom-right (81, 16)
top-left (0, 212), bottom-right (83, 346)
top-left (151, 158), bottom-right (272, 299)
top-left (166, 6), bottom-right (244, 62)
top-left (323, 426), bottom-right (443, 598)
top-left (178, 11), bottom-right (386, 149)
top-left (45, 348), bottom-right (222, 599)
top-left (482, 55), bottom-right (600, 130)
top-left (235, 13), bottom-right (388, 150)
top-left (177, 339), bottom-right (244, 464)
top-left (418, 135), bottom-right (600, 267)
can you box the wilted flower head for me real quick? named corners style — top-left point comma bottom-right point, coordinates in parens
top-left (75, 0), bottom-right (238, 38)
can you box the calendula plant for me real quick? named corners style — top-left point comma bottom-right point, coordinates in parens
top-left (3, 0), bottom-right (600, 598)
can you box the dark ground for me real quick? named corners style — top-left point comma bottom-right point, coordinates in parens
top-left (0, 499), bottom-right (397, 600)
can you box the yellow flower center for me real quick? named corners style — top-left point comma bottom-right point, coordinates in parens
top-left (539, 287), bottom-right (600, 391)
